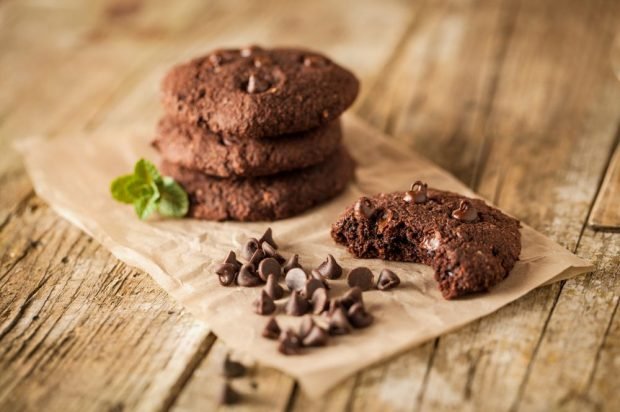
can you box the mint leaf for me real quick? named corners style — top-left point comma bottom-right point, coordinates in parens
top-left (158, 177), bottom-right (189, 217)
top-left (110, 174), bottom-right (138, 204)
top-left (134, 158), bottom-right (161, 185)
top-left (133, 189), bottom-right (160, 220)
top-left (111, 159), bottom-right (189, 220)
top-left (125, 178), bottom-right (158, 199)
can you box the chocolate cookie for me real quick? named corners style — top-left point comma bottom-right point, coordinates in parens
top-left (161, 46), bottom-right (359, 139)
top-left (331, 187), bottom-right (521, 299)
top-left (153, 117), bottom-right (342, 177)
top-left (161, 147), bottom-right (355, 221)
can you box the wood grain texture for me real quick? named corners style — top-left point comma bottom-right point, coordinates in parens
top-left (515, 228), bottom-right (620, 412)
top-left (0, 197), bottom-right (214, 411)
top-left (1, 0), bottom-right (620, 411)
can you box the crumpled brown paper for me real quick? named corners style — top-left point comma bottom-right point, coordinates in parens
top-left (16, 115), bottom-right (592, 397)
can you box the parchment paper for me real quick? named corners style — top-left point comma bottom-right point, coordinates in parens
top-left (16, 115), bottom-right (592, 397)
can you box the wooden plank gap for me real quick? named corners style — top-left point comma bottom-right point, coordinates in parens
top-left (284, 382), bottom-right (299, 412)
top-left (584, 294), bottom-right (620, 392)
top-left (159, 333), bottom-right (217, 412)
top-left (0, 190), bottom-right (34, 234)
top-left (415, 337), bottom-right (439, 410)
top-left (588, 126), bottom-right (620, 231)
top-left (507, 281), bottom-right (567, 412)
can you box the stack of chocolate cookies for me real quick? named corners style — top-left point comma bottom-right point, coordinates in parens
top-left (153, 46), bottom-right (359, 221)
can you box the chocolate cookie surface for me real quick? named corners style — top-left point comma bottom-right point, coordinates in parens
top-left (162, 46), bottom-right (359, 139)
top-left (161, 146), bottom-right (355, 221)
top-left (153, 117), bottom-right (342, 177)
top-left (331, 188), bottom-right (521, 299)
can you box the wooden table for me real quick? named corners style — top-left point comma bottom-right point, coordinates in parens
top-left (2, 0), bottom-right (619, 410)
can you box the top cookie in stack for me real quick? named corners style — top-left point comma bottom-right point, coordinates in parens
top-left (154, 46), bottom-right (359, 221)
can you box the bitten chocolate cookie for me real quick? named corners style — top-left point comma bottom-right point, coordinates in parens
top-left (331, 184), bottom-right (521, 299)
top-left (161, 147), bottom-right (355, 221)
top-left (153, 117), bottom-right (342, 177)
top-left (161, 46), bottom-right (359, 139)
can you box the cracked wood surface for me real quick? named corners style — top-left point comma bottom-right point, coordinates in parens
top-left (1, 0), bottom-right (619, 411)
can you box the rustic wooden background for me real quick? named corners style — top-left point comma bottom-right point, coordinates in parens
top-left (1, 0), bottom-right (620, 411)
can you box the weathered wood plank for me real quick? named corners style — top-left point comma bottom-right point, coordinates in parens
top-left (589, 143), bottom-right (620, 230)
top-left (514, 229), bottom-right (620, 411)
top-left (0, 197), bottom-right (214, 411)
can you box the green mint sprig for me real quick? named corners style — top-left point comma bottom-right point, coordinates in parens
top-left (110, 159), bottom-right (189, 220)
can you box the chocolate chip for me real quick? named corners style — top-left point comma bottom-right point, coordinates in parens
top-left (240, 45), bottom-right (262, 57)
top-left (282, 254), bottom-right (301, 273)
top-left (258, 257), bottom-right (281, 282)
top-left (242, 238), bottom-right (260, 260)
top-left (223, 250), bottom-right (241, 269)
top-left (208, 53), bottom-right (223, 67)
top-left (278, 329), bottom-right (301, 355)
top-left (258, 227), bottom-right (278, 249)
top-left (327, 306), bottom-right (352, 335)
top-left (246, 74), bottom-right (271, 93)
top-left (285, 267), bottom-right (308, 292)
top-left (451, 200), bottom-right (479, 222)
top-left (260, 241), bottom-right (276, 256)
top-left (249, 248), bottom-right (266, 267)
top-left (326, 299), bottom-right (342, 316)
top-left (298, 315), bottom-right (315, 340)
top-left (310, 270), bottom-right (330, 289)
top-left (263, 274), bottom-right (284, 300)
top-left (303, 55), bottom-right (329, 68)
top-left (262, 317), bottom-right (281, 340)
top-left (354, 197), bottom-right (375, 220)
top-left (223, 354), bottom-right (246, 378)
top-left (316, 254), bottom-right (343, 279)
top-left (311, 288), bottom-right (328, 315)
top-left (261, 242), bottom-right (284, 264)
top-left (285, 290), bottom-right (310, 316)
top-left (261, 241), bottom-right (284, 262)
top-left (377, 209), bottom-right (395, 233)
top-left (253, 290), bottom-right (276, 315)
top-left (253, 56), bottom-right (271, 68)
top-left (347, 267), bottom-right (375, 291)
top-left (338, 287), bottom-right (364, 310)
top-left (237, 263), bottom-right (262, 287)
top-left (404, 181), bottom-right (428, 203)
top-left (347, 302), bottom-right (374, 328)
top-left (219, 382), bottom-right (241, 405)
top-left (301, 278), bottom-right (324, 300)
top-left (377, 269), bottom-right (401, 290)
top-left (216, 263), bottom-right (238, 286)
top-left (302, 326), bottom-right (329, 347)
